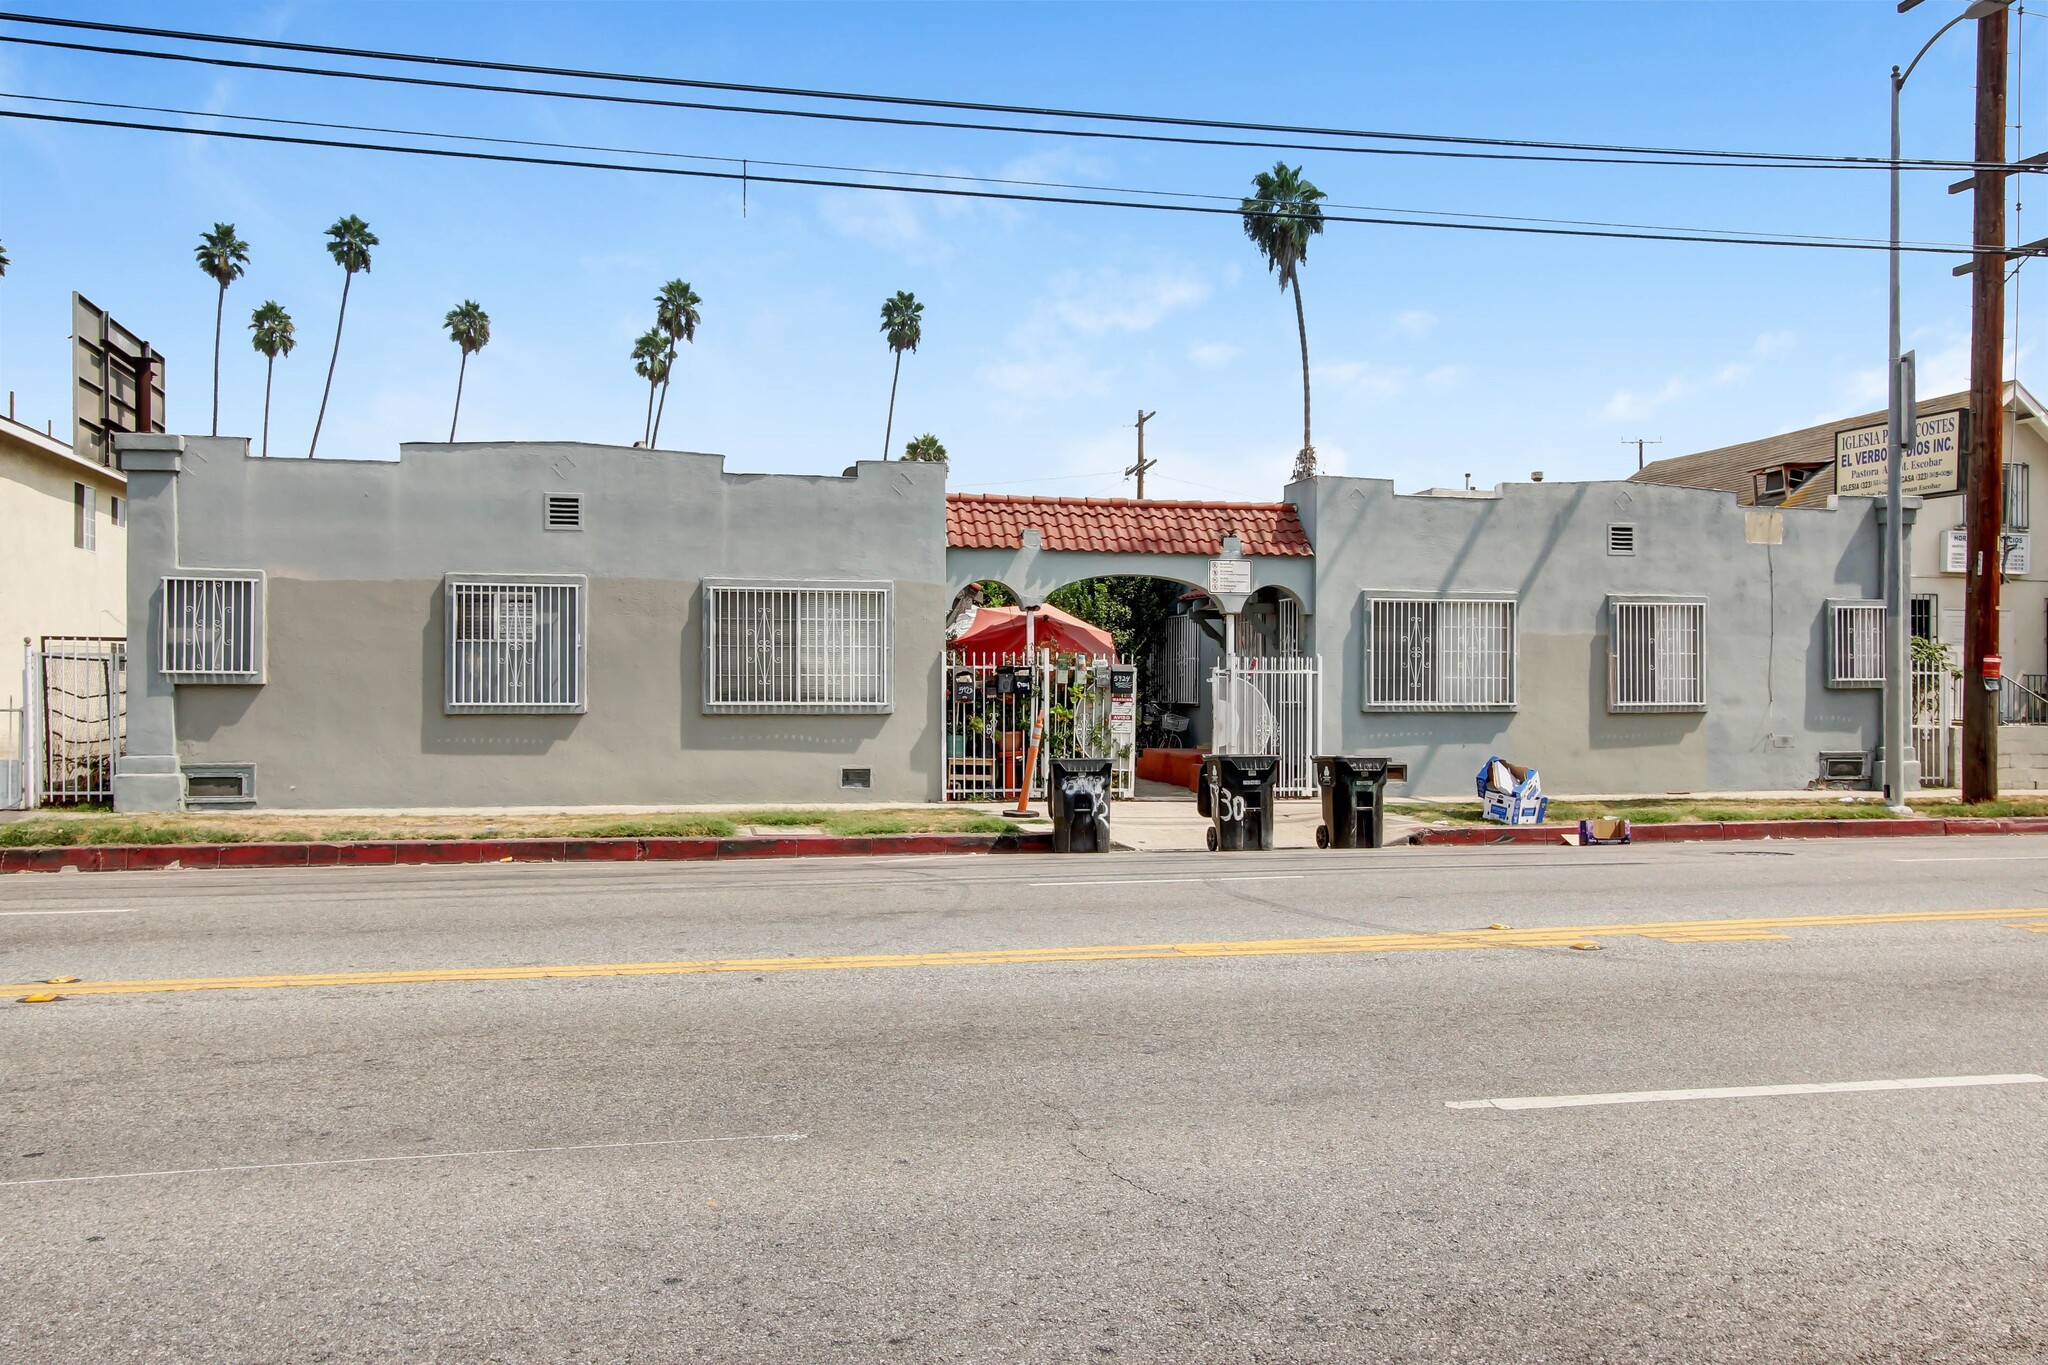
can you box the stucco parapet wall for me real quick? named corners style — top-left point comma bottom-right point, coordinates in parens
top-left (1300, 473), bottom-right (1875, 516)
top-left (113, 432), bottom-right (185, 472)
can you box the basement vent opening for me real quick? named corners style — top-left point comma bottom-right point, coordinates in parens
top-left (183, 764), bottom-right (256, 809)
top-left (1607, 523), bottom-right (1637, 556)
top-left (1816, 751), bottom-right (1872, 788)
top-left (840, 767), bottom-right (872, 790)
top-left (543, 493), bottom-right (583, 531)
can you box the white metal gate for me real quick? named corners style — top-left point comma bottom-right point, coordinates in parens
top-left (0, 702), bottom-right (24, 810)
top-left (1912, 656), bottom-right (1960, 787)
top-left (27, 638), bottom-right (127, 806)
top-left (1210, 654), bottom-right (1321, 797)
top-left (942, 650), bottom-right (1136, 802)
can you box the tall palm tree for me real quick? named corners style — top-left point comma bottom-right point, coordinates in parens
top-left (879, 290), bottom-right (923, 461)
top-left (308, 214), bottom-right (377, 459)
top-left (442, 300), bottom-right (491, 441)
top-left (632, 328), bottom-right (669, 446)
top-left (1240, 162), bottom-right (1327, 482)
top-left (194, 223), bottom-right (250, 437)
top-left (649, 279), bottom-right (701, 449)
top-left (248, 301), bottom-right (296, 459)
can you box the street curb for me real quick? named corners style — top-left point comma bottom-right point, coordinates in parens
top-left (1407, 816), bottom-right (2048, 846)
top-left (0, 830), bottom-right (1055, 875)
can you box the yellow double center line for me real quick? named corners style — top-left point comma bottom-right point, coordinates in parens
top-left (8, 907), bottom-right (2042, 1001)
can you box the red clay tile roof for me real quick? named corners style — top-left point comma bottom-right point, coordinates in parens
top-left (946, 494), bottom-right (1313, 556)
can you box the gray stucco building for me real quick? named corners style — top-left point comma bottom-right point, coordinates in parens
top-left (113, 433), bottom-right (1891, 811)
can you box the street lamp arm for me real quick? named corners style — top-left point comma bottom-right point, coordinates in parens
top-left (1900, 13), bottom-right (1971, 87)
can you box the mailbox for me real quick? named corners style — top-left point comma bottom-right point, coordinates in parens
top-left (1109, 665), bottom-right (1137, 697)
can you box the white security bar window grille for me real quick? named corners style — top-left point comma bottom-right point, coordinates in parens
top-left (703, 581), bottom-right (893, 713)
top-left (1607, 523), bottom-right (1636, 556)
top-left (2006, 463), bottom-right (2031, 531)
top-left (75, 483), bottom-right (95, 551)
top-left (161, 575), bottom-right (263, 681)
top-left (543, 493), bottom-right (583, 531)
top-left (1364, 596), bottom-right (1517, 710)
top-left (1826, 600), bottom-right (1886, 688)
top-left (1609, 598), bottom-right (1707, 712)
top-left (1162, 614), bottom-right (1203, 705)
top-left (445, 575), bottom-right (586, 713)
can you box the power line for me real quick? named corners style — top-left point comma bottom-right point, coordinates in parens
top-left (0, 28), bottom-right (2026, 175)
top-left (0, 90), bottom-right (1962, 250)
top-left (2, 105), bottom-right (2006, 257)
top-left (0, 8), bottom-right (2010, 171)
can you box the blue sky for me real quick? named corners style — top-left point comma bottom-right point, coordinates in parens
top-left (0, 1), bottom-right (2040, 499)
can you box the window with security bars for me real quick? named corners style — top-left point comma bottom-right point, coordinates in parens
top-left (2006, 462), bottom-right (2032, 531)
top-left (161, 574), bottom-right (263, 681)
top-left (1609, 598), bottom-right (1707, 712)
top-left (1827, 600), bottom-right (1885, 688)
top-left (1363, 596), bottom-right (1517, 710)
top-left (444, 576), bottom-right (586, 713)
top-left (703, 581), bottom-right (893, 713)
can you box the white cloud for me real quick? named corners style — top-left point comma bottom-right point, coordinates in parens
top-left (1189, 341), bottom-right (1242, 368)
top-left (1598, 331), bottom-right (1798, 423)
top-left (1317, 359), bottom-right (1465, 401)
top-left (1391, 309), bottom-right (1438, 338)
top-left (980, 264), bottom-right (1211, 403)
top-left (1048, 267), bottom-right (1209, 335)
top-left (818, 190), bottom-right (933, 254)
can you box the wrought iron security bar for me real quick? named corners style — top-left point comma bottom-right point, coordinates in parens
top-left (1364, 596), bottom-right (1517, 710)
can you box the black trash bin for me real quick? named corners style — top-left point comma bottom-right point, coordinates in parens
top-left (1049, 757), bottom-right (1114, 853)
top-left (1314, 755), bottom-right (1391, 849)
top-left (1201, 754), bottom-right (1278, 851)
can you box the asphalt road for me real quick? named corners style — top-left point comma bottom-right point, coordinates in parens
top-left (4, 839), bottom-right (2047, 1363)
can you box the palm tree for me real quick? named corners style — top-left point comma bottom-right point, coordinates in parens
top-left (308, 214), bottom-right (377, 459)
top-left (247, 301), bottom-right (296, 458)
top-left (879, 290), bottom-right (923, 461)
top-left (442, 300), bottom-right (491, 442)
top-left (902, 432), bottom-right (947, 463)
top-left (194, 223), bottom-right (250, 438)
top-left (649, 279), bottom-right (701, 448)
top-left (1240, 162), bottom-right (1327, 482)
top-left (632, 328), bottom-right (669, 446)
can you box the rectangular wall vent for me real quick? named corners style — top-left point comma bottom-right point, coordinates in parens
top-left (543, 493), bottom-right (583, 531)
top-left (840, 767), bottom-right (872, 789)
top-left (183, 763), bottom-right (256, 809)
top-left (1607, 523), bottom-right (1637, 556)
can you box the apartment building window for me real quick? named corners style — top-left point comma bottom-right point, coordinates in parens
top-left (1363, 595), bottom-right (1518, 710)
top-left (1910, 594), bottom-right (1938, 642)
top-left (1609, 598), bottom-right (1707, 712)
top-left (702, 580), bottom-right (893, 713)
top-left (2006, 462), bottom-right (2032, 531)
top-left (161, 573), bottom-right (264, 682)
top-left (74, 483), bottom-right (95, 550)
top-left (1826, 600), bottom-right (1886, 688)
top-left (110, 495), bottom-right (125, 528)
top-left (444, 575), bottom-right (587, 713)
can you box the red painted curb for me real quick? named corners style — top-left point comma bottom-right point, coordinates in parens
top-left (1409, 815), bottom-right (2048, 847)
top-left (0, 829), bottom-right (1055, 875)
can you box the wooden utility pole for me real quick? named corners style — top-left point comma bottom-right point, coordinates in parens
top-left (1623, 437), bottom-right (1661, 471)
top-left (1125, 408), bottom-right (1158, 499)
top-left (1963, 4), bottom-right (2009, 802)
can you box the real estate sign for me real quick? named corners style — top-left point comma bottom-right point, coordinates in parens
top-left (1834, 408), bottom-right (1967, 498)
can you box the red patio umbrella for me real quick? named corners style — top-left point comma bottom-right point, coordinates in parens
top-left (948, 603), bottom-right (1117, 661)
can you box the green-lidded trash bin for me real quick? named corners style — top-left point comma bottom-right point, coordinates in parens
top-left (1202, 754), bottom-right (1278, 851)
top-left (1314, 755), bottom-right (1391, 849)
top-left (1048, 757), bottom-right (1114, 853)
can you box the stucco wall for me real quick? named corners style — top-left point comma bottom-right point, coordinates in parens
top-left (1294, 475), bottom-right (1884, 797)
top-left (0, 420), bottom-right (126, 698)
top-left (120, 436), bottom-right (948, 809)
top-left (1906, 414), bottom-right (2045, 681)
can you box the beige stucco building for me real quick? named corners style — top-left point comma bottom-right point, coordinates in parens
top-left (1, 410), bottom-right (127, 695)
